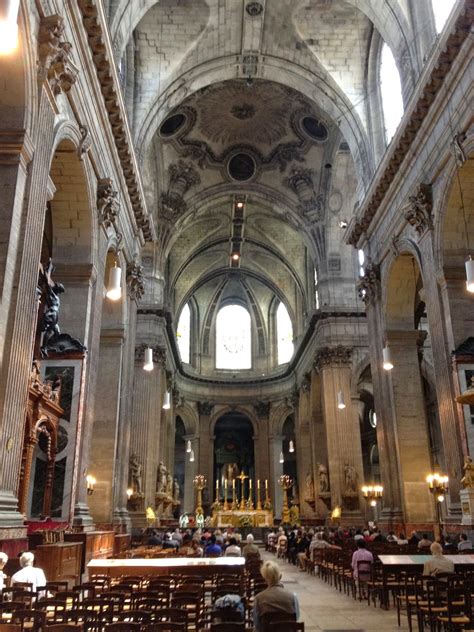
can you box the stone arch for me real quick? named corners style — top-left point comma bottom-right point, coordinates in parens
top-left (270, 400), bottom-right (295, 437)
top-left (351, 352), bottom-right (372, 398)
top-left (209, 405), bottom-right (259, 439)
top-left (175, 402), bottom-right (199, 437)
top-left (383, 244), bottom-right (424, 331)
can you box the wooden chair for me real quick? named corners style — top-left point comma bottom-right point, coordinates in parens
top-left (147, 624), bottom-right (185, 632)
top-left (114, 609), bottom-right (151, 624)
top-left (268, 624), bottom-right (305, 632)
top-left (259, 611), bottom-right (297, 632)
top-left (46, 582), bottom-right (69, 593)
top-left (149, 607), bottom-right (187, 626)
top-left (36, 598), bottom-right (68, 623)
top-left (103, 624), bottom-right (142, 631)
top-left (437, 585), bottom-right (472, 630)
top-left (10, 609), bottom-right (47, 631)
top-left (44, 626), bottom-right (83, 632)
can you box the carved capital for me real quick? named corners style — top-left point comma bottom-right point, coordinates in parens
top-left (314, 345), bottom-right (352, 370)
top-left (197, 401), bottom-right (214, 416)
top-left (126, 262), bottom-right (145, 302)
top-left (403, 183), bottom-right (433, 236)
top-left (357, 258), bottom-right (381, 305)
top-left (300, 372), bottom-right (311, 393)
top-left (78, 125), bottom-right (92, 160)
top-left (38, 15), bottom-right (78, 95)
top-left (172, 387), bottom-right (184, 408)
top-left (286, 391), bottom-right (299, 409)
top-left (255, 401), bottom-right (270, 417)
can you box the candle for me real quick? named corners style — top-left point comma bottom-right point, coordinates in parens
top-left (257, 479), bottom-right (260, 489)
top-left (249, 479), bottom-right (252, 489)
top-left (232, 479), bottom-right (235, 490)
top-left (216, 480), bottom-right (219, 491)
top-left (265, 479), bottom-right (268, 488)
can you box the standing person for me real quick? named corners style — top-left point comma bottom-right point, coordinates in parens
top-left (11, 552), bottom-right (46, 592)
top-left (0, 552), bottom-right (8, 592)
top-left (253, 560), bottom-right (299, 631)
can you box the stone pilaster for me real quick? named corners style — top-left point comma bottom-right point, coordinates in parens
top-left (310, 369), bottom-right (330, 519)
top-left (253, 403), bottom-right (271, 489)
top-left (296, 380), bottom-right (315, 517)
top-left (316, 346), bottom-right (364, 521)
top-left (269, 434), bottom-right (284, 518)
top-left (183, 434), bottom-right (199, 514)
top-left (197, 402), bottom-right (214, 509)
top-left (385, 329), bottom-right (436, 525)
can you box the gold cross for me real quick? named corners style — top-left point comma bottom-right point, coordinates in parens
top-left (237, 471), bottom-right (249, 484)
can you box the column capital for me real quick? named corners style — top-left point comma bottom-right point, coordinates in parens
top-left (314, 345), bottom-right (352, 370)
top-left (254, 401), bottom-right (270, 417)
top-left (357, 258), bottom-right (381, 306)
top-left (197, 401), bottom-right (214, 416)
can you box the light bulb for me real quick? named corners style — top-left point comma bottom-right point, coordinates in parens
top-left (337, 390), bottom-right (346, 409)
top-left (382, 346), bottom-right (394, 371)
top-left (279, 451), bottom-right (284, 464)
top-left (190, 449), bottom-right (195, 462)
top-left (186, 440), bottom-right (191, 453)
top-left (143, 347), bottom-right (154, 371)
top-left (0, 0), bottom-right (20, 55)
top-left (162, 391), bottom-right (171, 410)
top-left (289, 440), bottom-right (294, 453)
top-left (126, 488), bottom-right (133, 499)
top-left (106, 262), bottom-right (122, 301)
top-left (466, 258), bottom-right (474, 293)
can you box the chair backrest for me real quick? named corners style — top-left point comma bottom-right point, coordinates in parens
top-left (151, 607), bottom-right (188, 624)
top-left (44, 625), bottom-right (83, 632)
top-left (147, 624), bottom-right (186, 631)
top-left (104, 624), bottom-right (142, 631)
top-left (210, 624), bottom-right (246, 631)
top-left (115, 609), bottom-right (151, 623)
top-left (260, 611), bottom-right (297, 632)
top-left (268, 623), bottom-right (305, 631)
top-left (11, 609), bottom-right (47, 630)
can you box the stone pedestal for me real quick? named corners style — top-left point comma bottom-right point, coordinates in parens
top-left (460, 488), bottom-right (474, 526)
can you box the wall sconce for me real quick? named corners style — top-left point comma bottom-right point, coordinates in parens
top-left (86, 475), bottom-right (96, 495)
top-left (162, 391), bottom-right (171, 410)
top-left (143, 347), bottom-right (154, 371)
top-left (106, 262), bottom-right (122, 301)
top-left (126, 488), bottom-right (133, 500)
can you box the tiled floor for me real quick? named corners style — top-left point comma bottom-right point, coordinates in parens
top-left (263, 552), bottom-right (408, 632)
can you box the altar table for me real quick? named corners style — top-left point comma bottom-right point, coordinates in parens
top-left (215, 510), bottom-right (273, 528)
top-left (88, 556), bottom-right (245, 580)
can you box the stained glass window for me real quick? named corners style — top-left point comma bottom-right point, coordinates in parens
top-left (216, 304), bottom-right (251, 369)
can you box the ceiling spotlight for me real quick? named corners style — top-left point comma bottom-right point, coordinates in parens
top-left (236, 201), bottom-right (244, 209)
top-left (231, 252), bottom-right (240, 261)
top-left (338, 219), bottom-right (348, 229)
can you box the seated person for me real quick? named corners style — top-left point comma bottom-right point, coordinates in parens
top-left (458, 533), bottom-right (473, 551)
top-left (253, 560), bottom-right (299, 631)
top-left (351, 540), bottom-right (374, 582)
top-left (242, 533), bottom-right (261, 560)
top-left (11, 552), bottom-right (46, 592)
top-left (418, 533), bottom-right (433, 550)
top-left (162, 532), bottom-right (179, 550)
top-left (147, 529), bottom-right (162, 546)
top-left (205, 534), bottom-right (222, 557)
top-left (423, 542), bottom-right (455, 576)
top-left (397, 532), bottom-right (409, 545)
top-left (191, 538), bottom-right (204, 557)
top-left (0, 552), bottom-right (8, 592)
top-left (224, 537), bottom-right (242, 557)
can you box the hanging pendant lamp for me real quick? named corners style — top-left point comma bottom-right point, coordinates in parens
top-left (162, 391), bottom-right (171, 410)
top-left (382, 346), bottom-right (394, 371)
top-left (186, 440), bottom-right (192, 453)
top-left (289, 440), bottom-right (295, 453)
top-left (279, 451), bottom-right (284, 464)
top-left (106, 262), bottom-right (122, 301)
top-left (337, 390), bottom-right (346, 410)
top-left (143, 347), bottom-right (154, 371)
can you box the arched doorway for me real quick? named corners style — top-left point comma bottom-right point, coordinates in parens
top-left (214, 414), bottom-right (255, 503)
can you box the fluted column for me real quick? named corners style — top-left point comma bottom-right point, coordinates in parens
top-left (296, 379), bottom-right (314, 517)
top-left (386, 329), bottom-right (435, 525)
top-left (269, 434), bottom-right (284, 517)
top-left (310, 369), bottom-right (329, 518)
top-left (253, 403), bottom-right (270, 486)
top-left (197, 402), bottom-right (213, 512)
top-left (183, 434), bottom-right (199, 513)
top-left (316, 346), bottom-right (364, 521)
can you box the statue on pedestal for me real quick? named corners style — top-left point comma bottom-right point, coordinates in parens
top-left (461, 456), bottom-right (474, 489)
top-left (173, 478), bottom-right (181, 502)
top-left (318, 464), bottom-right (329, 493)
top-left (343, 462), bottom-right (357, 494)
top-left (129, 453), bottom-right (143, 495)
top-left (304, 472), bottom-right (314, 501)
top-left (157, 461), bottom-right (168, 494)
top-left (166, 473), bottom-right (173, 497)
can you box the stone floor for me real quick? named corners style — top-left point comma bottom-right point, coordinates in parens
top-left (263, 551), bottom-right (408, 632)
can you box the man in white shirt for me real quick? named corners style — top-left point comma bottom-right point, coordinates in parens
top-left (11, 551), bottom-right (47, 592)
top-left (0, 552), bottom-right (8, 592)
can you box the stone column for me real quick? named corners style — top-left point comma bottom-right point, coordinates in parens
top-left (296, 377), bottom-right (315, 517)
top-left (129, 345), bottom-right (167, 524)
top-left (316, 346), bottom-right (364, 522)
top-left (0, 90), bottom-right (56, 530)
top-left (88, 328), bottom-right (125, 524)
top-left (310, 369), bottom-right (329, 518)
top-left (253, 403), bottom-right (271, 487)
top-left (385, 329), bottom-right (436, 525)
top-left (183, 434), bottom-right (199, 514)
top-left (197, 402), bottom-right (213, 512)
top-left (269, 434), bottom-right (284, 518)
top-left (420, 255), bottom-right (465, 514)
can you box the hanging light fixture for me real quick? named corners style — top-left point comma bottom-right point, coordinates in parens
top-left (186, 440), bottom-right (192, 453)
top-left (279, 451), bottom-right (284, 464)
top-left (337, 390), bottom-right (346, 410)
top-left (289, 440), bottom-right (295, 453)
top-left (162, 391), bottom-right (171, 410)
top-left (106, 261), bottom-right (122, 301)
top-left (0, 0), bottom-right (20, 55)
top-left (382, 346), bottom-right (394, 371)
top-left (466, 257), bottom-right (474, 293)
top-left (189, 449), bottom-right (195, 462)
top-left (143, 347), bottom-right (154, 371)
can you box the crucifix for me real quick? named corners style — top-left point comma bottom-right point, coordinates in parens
top-left (237, 471), bottom-right (249, 510)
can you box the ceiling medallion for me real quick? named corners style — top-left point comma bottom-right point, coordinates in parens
top-left (246, 2), bottom-right (263, 17)
top-left (231, 103), bottom-right (256, 120)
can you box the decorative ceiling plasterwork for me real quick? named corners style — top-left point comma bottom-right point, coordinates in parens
top-left (159, 80), bottom-right (330, 177)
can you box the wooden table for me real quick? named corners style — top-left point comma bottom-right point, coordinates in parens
top-left (88, 556), bottom-right (245, 580)
top-left (378, 554), bottom-right (474, 572)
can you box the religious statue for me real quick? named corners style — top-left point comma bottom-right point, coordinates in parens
top-left (224, 463), bottom-right (239, 481)
top-left (304, 472), bottom-right (315, 500)
top-left (38, 259), bottom-right (65, 356)
top-left (166, 473), bottom-right (173, 496)
top-left (290, 502), bottom-right (300, 527)
top-left (173, 478), bottom-right (181, 502)
top-left (318, 464), bottom-right (329, 493)
top-left (157, 461), bottom-right (168, 494)
top-left (461, 456), bottom-right (474, 489)
top-left (129, 453), bottom-right (143, 495)
top-left (343, 462), bottom-right (357, 493)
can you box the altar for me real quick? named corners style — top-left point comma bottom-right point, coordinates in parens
top-left (215, 509), bottom-right (273, 528)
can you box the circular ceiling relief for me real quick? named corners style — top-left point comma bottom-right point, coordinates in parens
top-left (301, 116), bottom-right (329, 142)
top-left (227, 153), bottom-right (256, 181)
top-left (160, 113), bottom-right (186, 137)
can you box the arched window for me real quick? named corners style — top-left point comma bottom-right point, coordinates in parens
top-left (358, 249), bottom-right (365, 277)
top-left (380, 43), bottom-right (404, 144)
top-left (432, 0), bottom-right (456, 33)
top-left (277, 302), bottom-right (294, 365)
top-left (177, 303), bottom-right (191, 364)
top-left (216, 304), bottom-right (251, 369)
top-left (314, 268), bottom-right (320, 310)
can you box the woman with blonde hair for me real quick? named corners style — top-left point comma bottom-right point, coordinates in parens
top-left (253, 560), bottom-right (299, 630)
